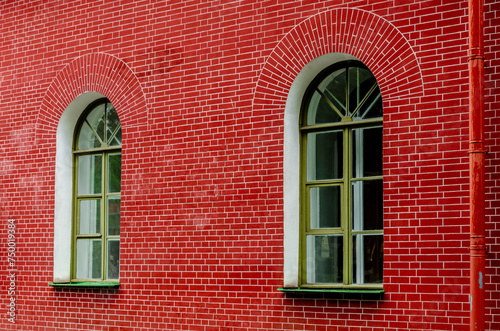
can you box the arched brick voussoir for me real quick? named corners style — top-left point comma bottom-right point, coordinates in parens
top-left (254, 7), bottom-right (424, 106)
top-left (36, 52), bottom-right (148, 136)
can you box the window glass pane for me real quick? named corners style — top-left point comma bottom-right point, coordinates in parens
top-left (352, 127), bottom-right (382, 178)
top-left (79, 199), bottom-right (101, 234)
top-left (307, 130), bottom-right (343, 181)
top-left (107, 239), bottom-right (120, 279)
top-left (76, 239), bottom-right (102, 280)
top-left (306, 235), bottom-right (343, 283)
top-left (109, 127), bottom-right (122, 146)
top-left (353, 234), bottom-right (383, 284)
top-left (351, 179), bottom-right (383, 231)
top-left (349, 67), bottom-right (377, 116)
top-left (106, 104), bottom-right (120, 144)
top-left (86, 103), bottom-right (106, 144)
top-left (78, 121), bottom-right (102, 150)
top-left (306, 68), bottom-right (347, 125)
top-left (310, 186), bottom-right (341, 228)
top-left (320, 69), bottom-right (346, 115)
top-left (108, 196), bottom-right (120, 236)
top-left (306, 91), bottom-right (342, 125)
top-left (108, 153), bottom-right (121, 193)
top-left (355, 85), bottom-right (383, 120)
top-left (77, 155), bottom-right (102, 195)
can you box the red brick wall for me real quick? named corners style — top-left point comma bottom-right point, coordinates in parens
top-left (0, 0), bottom-right (497, 330)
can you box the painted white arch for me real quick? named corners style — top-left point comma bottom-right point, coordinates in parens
top-left (283, 53), bottom-right (360, 287)
top-left (53, 92), bottom-right (107, 283)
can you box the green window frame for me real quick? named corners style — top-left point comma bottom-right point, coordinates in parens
top-left (300, 61), bottom-right (383, 289)
top-left (72, 98), bottom-right (121, 283)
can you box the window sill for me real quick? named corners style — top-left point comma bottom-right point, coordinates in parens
top-left (278, 287), bottom-right (384, 294)
top-left (49, 282), bottom-right (120, 288)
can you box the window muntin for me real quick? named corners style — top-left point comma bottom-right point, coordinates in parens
top-left (300, 61), bottom-right (383, 288)
top-left (73, 99), bottom-right (121, 282)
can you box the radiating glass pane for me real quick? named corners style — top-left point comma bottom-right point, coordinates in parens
top-left (108, 197), bottom-right (120, 236)
top-left (107, 239), bottom-right (120, 279)
top-left (306, 235), bottom-right (343, 283)
top-left (351, 179), bottom-right (383, 231)
top-left (77, 155), bottom-right (102, 195)
top-left (108, 153), bottom-right (121, 193)
top-left (356, 85), bottom-right (383, 120)
top-left (79, 199), bottom-right (101, 234)
top-left (352, 127), bottom-right (383, 178)
top-left (86, 103), bottom-right (106, 144)
top-left (109, 127), bottom-right (122, 146)
top-left (306, 91), bottom-right (342, 125)
top-left (306, 68), bottom-right (346, 125)
top-left (106, 104), bottom-right (120, 144)
top-left (320, 69), bottom-right (346, 114)
top-left (349, 67), bottom-right (377, 116)
top-left (76, 239), bottom-right (102, 279)
top-left (310, 186), bottom-right (341, 228)
top-left (307, 130), bottom-right (343, 181)
top-left (353, 234), bottom-right (383, 284)
top-left (77, 121), bottom-right (102, 150)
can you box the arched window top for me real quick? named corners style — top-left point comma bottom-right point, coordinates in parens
top-left (302, 61), bottom-right (382, 126)
top-left (298, 59), bottom-right (383, 288)
top-left (72, 98), bottom-right (121, 282)
top-left (75, 99), bottom-right (122, 151)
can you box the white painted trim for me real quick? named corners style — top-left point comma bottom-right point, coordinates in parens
top-left (283, 53), bottom-right (359, 287)
top-left (53, 92), bottom-right (106, 283)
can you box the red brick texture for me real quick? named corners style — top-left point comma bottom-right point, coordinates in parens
top-left (0, 0), bottom-right (498, 330)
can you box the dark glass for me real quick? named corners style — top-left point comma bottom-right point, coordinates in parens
top-left (108, 153), bottom-right (121, 193)
top-left (107, 197), bottom-right (120, 236)
top-left (349, 67), bottom-right (377, 116)
top-left (107, 240), bottom-right (120, 279)
top-left (352, 234), bottom-right (383, 284)
top-left (352, 127), bottom-right (383, 178)
top-left (306, 68), bottom-right (346, 125)
top-left (357, 85), bottom-right (383, 120)
top-left (106, 104), bottom-right (120, 144)
top-left (310, 186), bottom-right (341, 228)
top-left (321, 69), bottom-right (346, 116)
top-left (307, 130), bottom-right (343, 181)
top-left (351, 179), bottom-right (383, 231)
top-left (307, 90), bottom-right (342, 125)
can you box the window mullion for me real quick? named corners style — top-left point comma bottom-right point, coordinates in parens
top-left (343, 127), bottom-right (351, 285)
top-left (299, 132), bottom-right (308, 284)
top-left (72, 154), bottom-right (79, 280)
top-left (101, 151), bottom-right (107, 281)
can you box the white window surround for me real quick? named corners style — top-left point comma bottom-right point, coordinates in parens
top-left (53, 92), bottom-right (107, 283)
top-left (283, 53), bottom-right (360, 288)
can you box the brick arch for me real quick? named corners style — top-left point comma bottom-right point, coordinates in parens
top-left (36, 52), bottom-right (147, 135)
top-left (274, 8), bottom-right (424, 288)
top-left (38, 53), bottom-right (148, 284)
top-left (254, 7), bottom-right (424, 107)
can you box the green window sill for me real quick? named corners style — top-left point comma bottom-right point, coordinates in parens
top-left (49, 282), bottom-right (120, 288)
top-left (278, 287), bottom-right (384, 294)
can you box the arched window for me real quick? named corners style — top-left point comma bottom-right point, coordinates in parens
top-left (300, 60), bottom-right (383, 287)
top-left (72, 98), bottom-right (121, 281)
